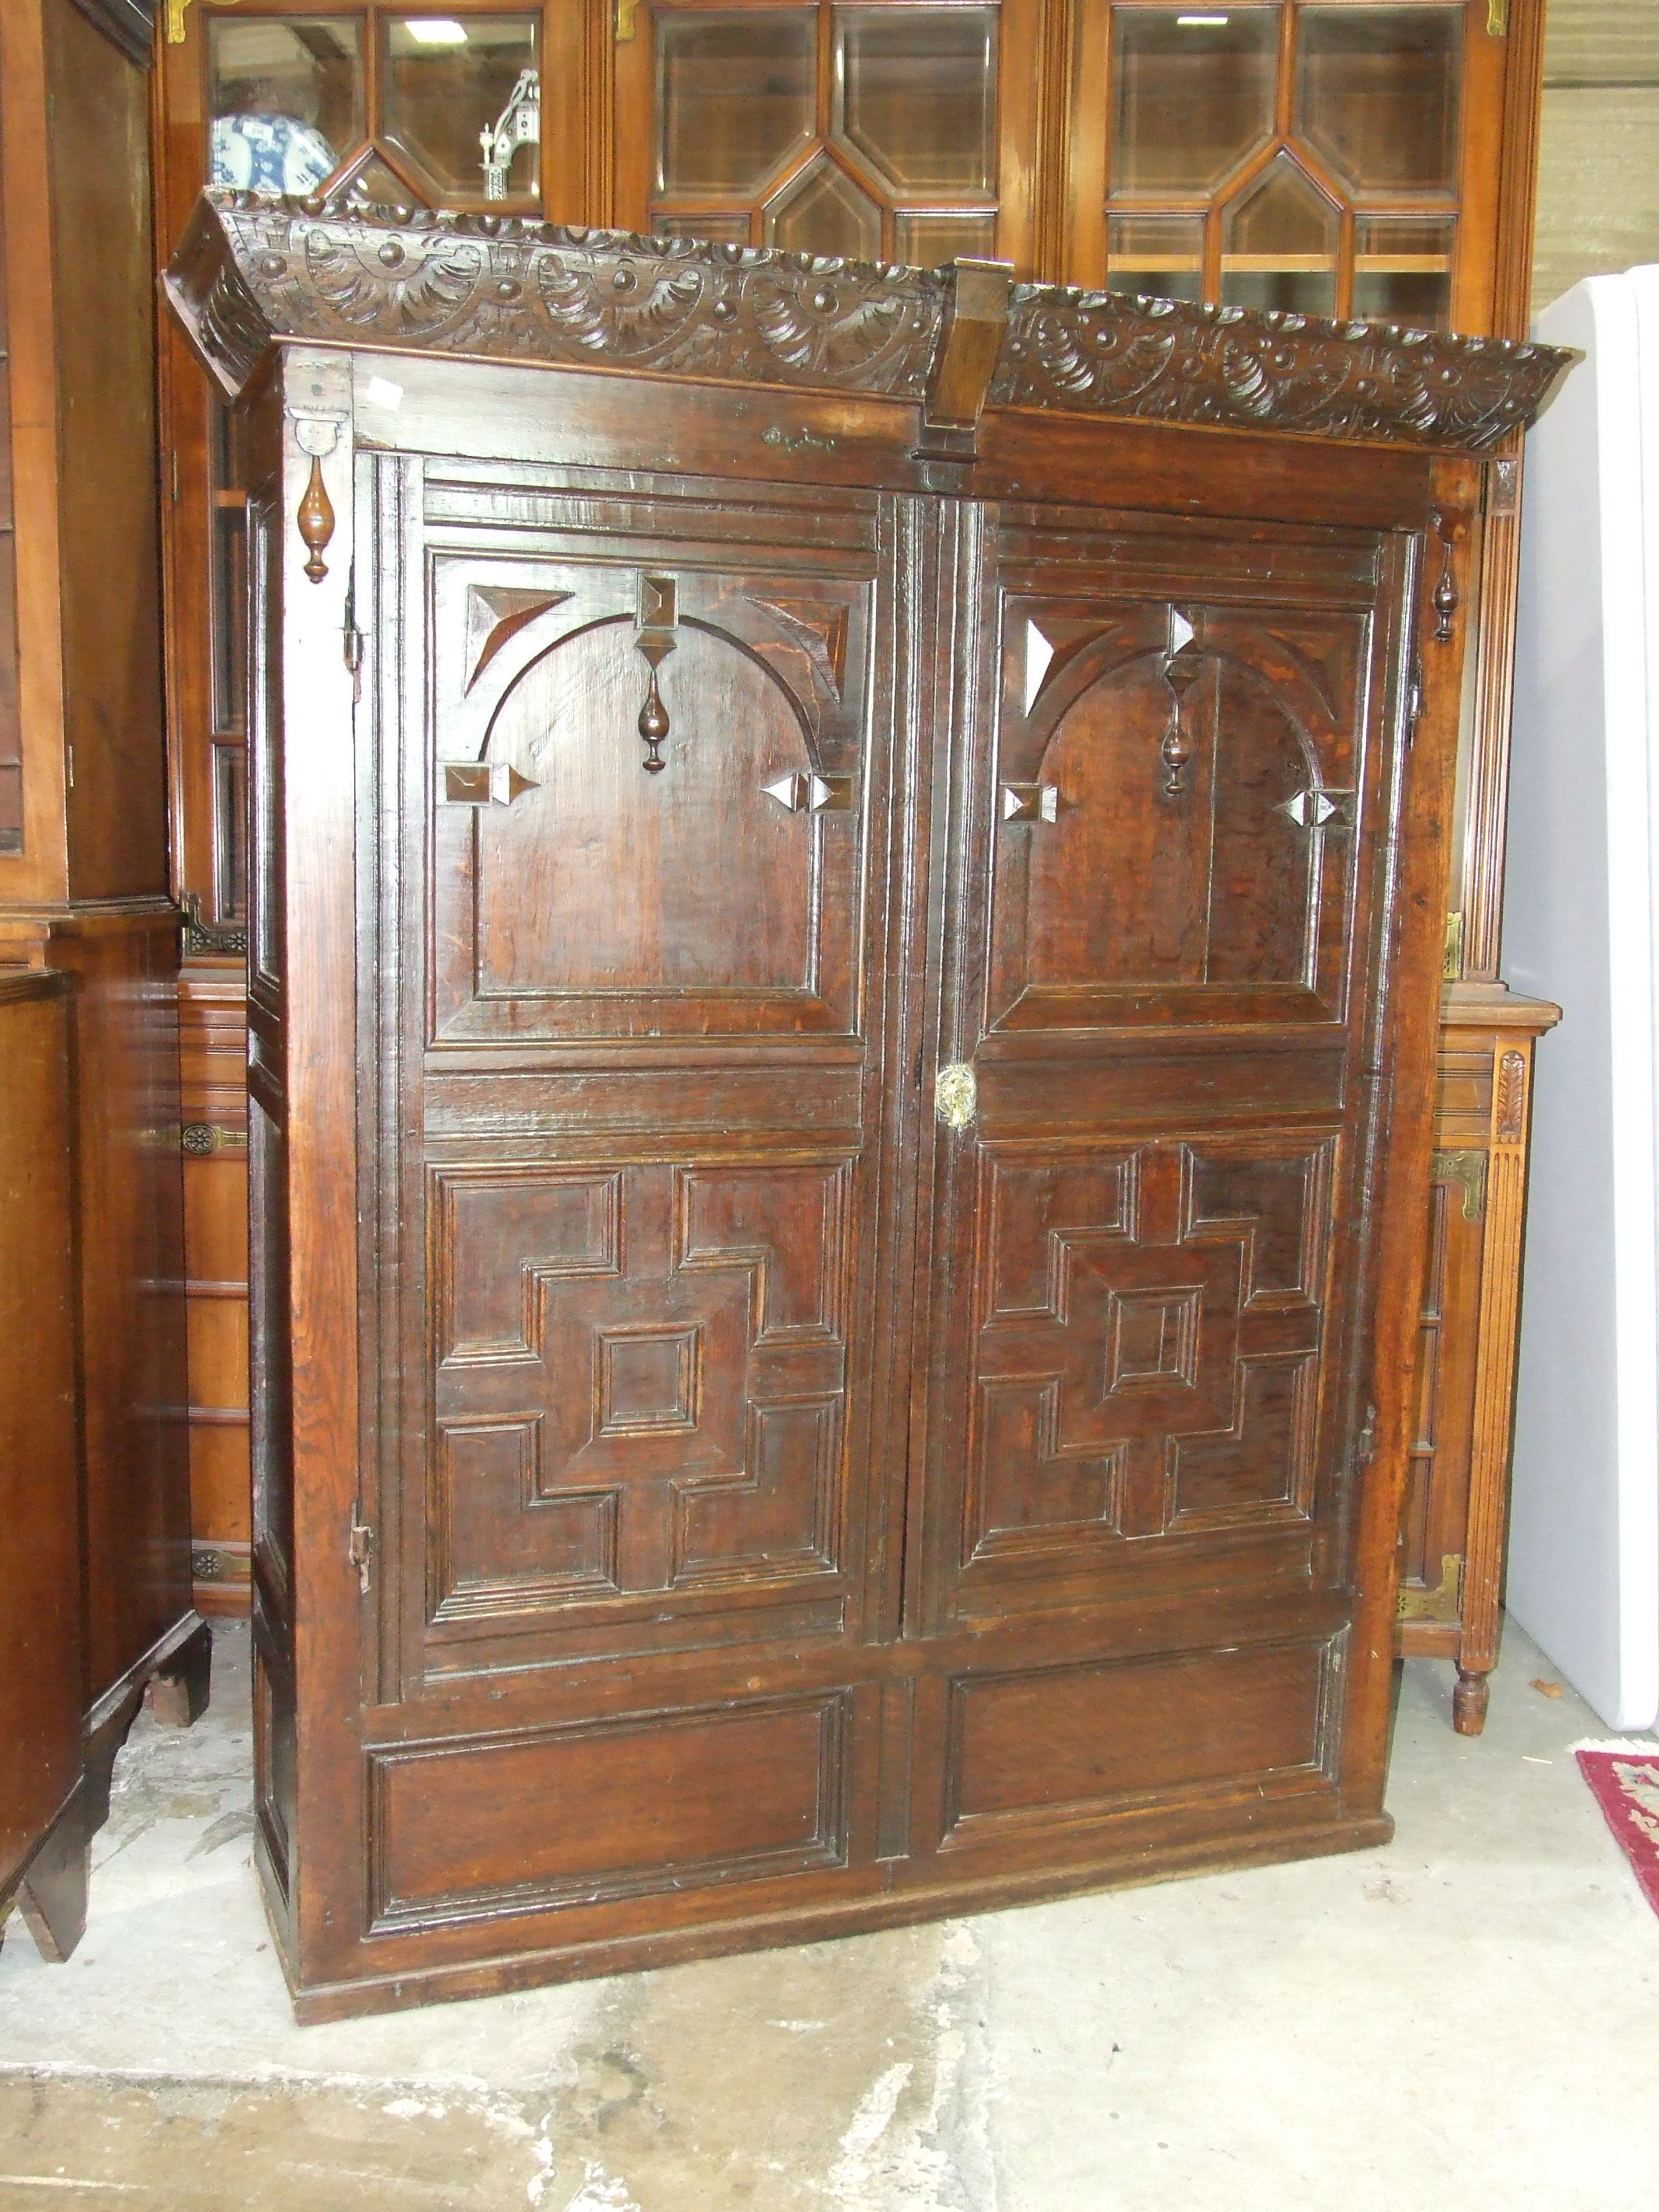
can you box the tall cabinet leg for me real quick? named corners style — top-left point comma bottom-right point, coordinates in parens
top-left (1396, 991), bottom-right (1557, 1731)
top-left (151, 1618), bottom-right (214, 1727)
top-left (13, 1798), bottom-right (91, 1963)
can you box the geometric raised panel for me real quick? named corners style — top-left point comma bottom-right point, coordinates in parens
top-left (968, 1139), bottom-right (1330, 1562)
top-left (431, 1160), bottom-right (852, 1618)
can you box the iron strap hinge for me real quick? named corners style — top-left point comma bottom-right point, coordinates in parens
top-left (343, 576), bottom-right (364, 702)
top-left (349, 1519), bottom-right (374, 1594)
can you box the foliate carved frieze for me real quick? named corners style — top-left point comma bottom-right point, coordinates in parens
top-left (990, 287), bottom-right (1574, 456)
top-left (165, 192), bottom-right (1575, 456)
top-left (167, 192), bottom-right (945, 403)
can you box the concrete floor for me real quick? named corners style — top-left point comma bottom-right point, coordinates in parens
top-left (0, 1622), bottom-right (1654, 2211)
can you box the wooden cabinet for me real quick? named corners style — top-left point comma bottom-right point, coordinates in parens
top-left (1399, 980), bottom-right (1558, 1727)
top-left (150, 3), bottom-right (1555, 1720)
top-left (0, 0), bottom-right (210, 1961)
top-left (165, 195), bottom-right (1566, 2015)
top-left (0, 972), bottom-right (85, 1960)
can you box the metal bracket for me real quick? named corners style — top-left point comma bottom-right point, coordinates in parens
top-left (1433, 1148), bottom-right (1488, 1223)
top-left (181, 892), bottom-right (248, 961)
top-left (1444, 909), bottom-right (1465, 980)
top-left (1397, 1552), bottom-right (1464, 1625)
top-left (349, 1520), bottom-right (374, 1595)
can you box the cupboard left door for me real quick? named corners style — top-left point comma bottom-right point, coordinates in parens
top-left (328, 450), bottom-right (923, 1987)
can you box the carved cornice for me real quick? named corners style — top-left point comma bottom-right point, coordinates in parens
top-left (166, 193), bottom-right (945, 407)
top-left (991, 287), bottom-right (1571, 455)
top-left (166, 193), bottom-right (1575, 457)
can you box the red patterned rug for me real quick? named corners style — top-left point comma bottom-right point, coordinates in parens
top-left (1575, 1740), bottom-right (1659, 1917)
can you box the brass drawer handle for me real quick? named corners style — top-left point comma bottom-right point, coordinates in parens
top-left (935, 1063), bottom-right (977, 1129)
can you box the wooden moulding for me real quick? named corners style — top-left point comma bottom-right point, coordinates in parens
top-left (165, 193), bottom-right (1577, 458)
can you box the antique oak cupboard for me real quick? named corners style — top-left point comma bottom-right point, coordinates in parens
top-left (166, 193), bottom-right (1566, 2016)
top-left (0, 0), bottom-right (209, 1963)
top-left (151, 3), bottom-right (1560, 1734)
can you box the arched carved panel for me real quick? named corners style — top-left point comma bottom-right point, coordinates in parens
top-left (988, 596), bottom-right (1366, 1031)
top-left (478, 618), bottom-right (815, 994)
top-left (426, 556), bottom-right (873, 1042)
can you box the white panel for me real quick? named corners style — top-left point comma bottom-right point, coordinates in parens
top-left (1504, 269), bottom-right (1659, 1730)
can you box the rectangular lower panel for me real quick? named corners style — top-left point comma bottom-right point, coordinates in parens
top-left (370, 1689), bottom-right (851, 1929)
top-left (941, 1635), bottom-right (1338, 1847)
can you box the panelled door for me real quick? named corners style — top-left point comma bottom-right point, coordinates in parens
top-left (364, 449), bottom-right (918, 1930)
top-left (360, 437), bottom-right (1415, 1939)
top-left (906, 498), bottom-right (1416, 1855)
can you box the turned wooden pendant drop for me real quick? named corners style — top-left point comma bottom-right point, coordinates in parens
top-left (297, 454), bottom-right (335, 584)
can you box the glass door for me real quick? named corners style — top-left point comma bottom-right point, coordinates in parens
top-left (156, 0), bottom-right (596, 935)
top-left (1066, 0), bottom-right (1511, 330)
top-left (614, 0), bottom-right (1041, 270)
top-left (205, 9), bottom-right (543, 215)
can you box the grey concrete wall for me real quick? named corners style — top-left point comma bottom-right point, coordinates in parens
top-left (1532, 0), bottom-right (1659, 315)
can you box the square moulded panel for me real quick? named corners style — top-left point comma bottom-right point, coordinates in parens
top-left (1351, 213), bottom-right (1454, 329)
top-left (894, 210), bottom-right (998, 270)
top-left (834, 6), bottom-right (998, 197)
top-left (1106, 211), bottom-right (1205, 303)
top-left (657, 8), bottom-right (817, 198)
top-left (1109, 5), bottom-right (1278, 199)
top-left (1295, 4), bottom-right (1462, 195)
top-left (383, 16), bottom-right (540, 204)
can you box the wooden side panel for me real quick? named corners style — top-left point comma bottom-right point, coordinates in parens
top-left (0, 104), bottom-right (18, 858)
top-left (0, 974), bottom-right (81, 1897)
top-left (1397, 989), bottom-right (1558, 1731)
top-left (245, 478), bottom-right (298, 1910)
top-left (179, 976), bottom-right (251, 1615)
top-left (47, 913), bottom-right (193, 1705)
top-left (42, 0), bottom-right (168, 902)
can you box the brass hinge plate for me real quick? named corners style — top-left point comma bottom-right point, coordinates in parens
top-left (1433, 1147), bottom-right (1488, 1222)
top-left (1397, 1551), bottom-right (1465, 1624)
top-left (1443, 909), bottom-right (1465, 981)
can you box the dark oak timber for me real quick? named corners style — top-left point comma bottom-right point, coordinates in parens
top-left (0, 0), bottom-right (206, 1961)
top-left (167, 193), bottom-right (1569, 2019)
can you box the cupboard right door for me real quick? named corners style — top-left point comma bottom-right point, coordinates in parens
top-left (909, 498), bottom-right (1418, 1860)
